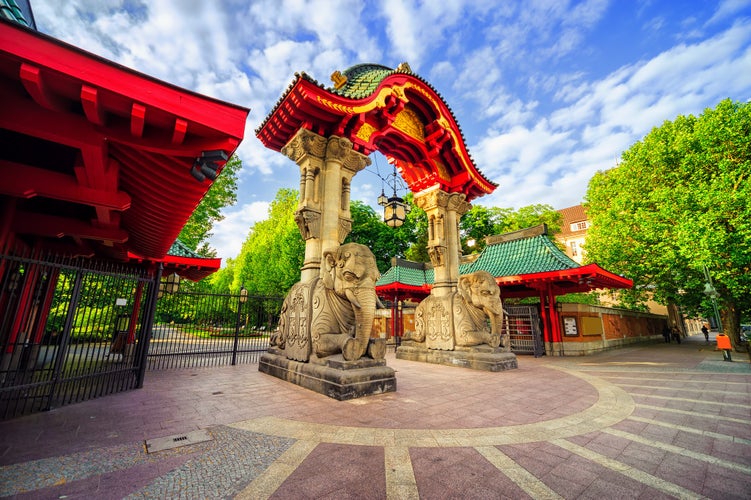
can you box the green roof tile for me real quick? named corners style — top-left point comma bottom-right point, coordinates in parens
top-left (377, 225), bottom-right (580, 289)
top-left (167, 239), bottom-right (203, 259)
top-left (1, 0), bottom-right (29, 25)
top-left (330, 63), bottom-right (395, 99)
top-left (465, 234), bottom-right (579, 276)
top-left (376, 258), bottom-right (433, 287)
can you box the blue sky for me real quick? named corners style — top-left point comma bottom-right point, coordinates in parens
top-left (32, 0), bottom-right (751, 261)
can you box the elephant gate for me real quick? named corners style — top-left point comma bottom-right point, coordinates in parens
top-left (255, 63), bottom-right (518, 398)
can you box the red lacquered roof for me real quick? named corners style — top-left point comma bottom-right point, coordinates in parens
top-left (0, 19), bottom-right (249, 266)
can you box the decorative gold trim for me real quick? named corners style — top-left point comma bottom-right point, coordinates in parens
top-left (404, 83), bottom-right (493, 193)
top-left (392, 107), bottom-right (425, 141)
top-left (315, 84), bottom-right (410, 115)
top-left (356, 122), bottom-right (376, 142)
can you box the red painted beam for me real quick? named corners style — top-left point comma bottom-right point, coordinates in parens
top-left (11, 211), bottom-right (128, 243)
top-left (0, 160), bottom-right (131, 209)
top-left (131, 102), bottom-right (146, 137)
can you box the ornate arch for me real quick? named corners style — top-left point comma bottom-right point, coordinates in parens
top-left (256, 63), bottom-right (496, 201)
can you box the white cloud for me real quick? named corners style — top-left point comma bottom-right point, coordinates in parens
top-left (210, 201), bottom-right (270, 263)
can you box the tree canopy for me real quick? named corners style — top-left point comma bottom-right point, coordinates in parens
top-left (459, 204), bottom-right (562, 254)
top-left (230, 188), bottom-right (304, 296)
top-left (345, 200), bottom-right (414, 273)
top-left (584, 99), bottom-right (751, 344)
top-left (178, 154), bottom-right (241, 257)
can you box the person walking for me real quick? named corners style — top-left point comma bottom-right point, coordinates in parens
top-left (701, 324), bottom-right (709, 342)
top-left (671, 326), bottom-right (681, 344)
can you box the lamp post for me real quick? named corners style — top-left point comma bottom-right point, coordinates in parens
top-left (232, 285), bottom-right (248, 366)
top-left (703, 266), bottom-right (722, 332)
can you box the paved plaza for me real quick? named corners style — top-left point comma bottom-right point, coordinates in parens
top-left (0, 333), bottom-right (749, 499)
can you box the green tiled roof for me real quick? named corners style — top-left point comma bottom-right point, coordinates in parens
top-left (464, 232), bottom-right (579, 276)
top-left (377, 225), bottom-right (579, 288)
top-left (167, 239), bottom-right (203, 259)
top-left (376, 258), bottom-right (433, 287)
top-left (1, 0), bottom-right (29, 26)
top-left (462, 225), bottom-right (580, 277)
top-left (331, 64), bottom-right (394, 98)
top-left (330, 63), bottom-right (413, 99)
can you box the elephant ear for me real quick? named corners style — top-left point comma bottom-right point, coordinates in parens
top-left (322, 248), bottom-right (337, 289)
top-left (458, 275), bottom-right (473, 300)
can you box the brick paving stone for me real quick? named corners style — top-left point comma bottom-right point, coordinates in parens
top-left (0, 336), bottom-right (748, 498)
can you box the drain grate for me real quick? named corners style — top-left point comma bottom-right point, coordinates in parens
top-left (145, 429), bottom-right (213, 453)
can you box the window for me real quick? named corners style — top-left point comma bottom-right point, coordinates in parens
top-left (570, 241), bottom-right (578, 256)
top-left (570, 221), bottom-right (589, 231)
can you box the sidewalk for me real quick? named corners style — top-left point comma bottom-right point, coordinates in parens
top-left (1, 333), bottom-right (749, 499)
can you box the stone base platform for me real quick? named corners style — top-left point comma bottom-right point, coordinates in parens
top-left (396, 342), bottom-right (518, 371)
top-left (258, 347), bottom-right (397, 400)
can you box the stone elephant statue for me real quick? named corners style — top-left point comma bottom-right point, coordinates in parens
top-left (271, 242), bottom-right (381, 362)
top-left (410, 270), bottom-right (508, 351)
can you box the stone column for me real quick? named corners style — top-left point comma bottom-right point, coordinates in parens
top-left (282, 129), bottom-right (369, 282)
top-left (415, 186), bottom-right (470, 297)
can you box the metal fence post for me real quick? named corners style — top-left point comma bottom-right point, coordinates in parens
top-left (231, 287), bottom-right (246, 366)
top-left (135, 263), bottom-right (162, 388)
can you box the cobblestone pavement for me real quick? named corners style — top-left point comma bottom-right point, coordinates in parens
top-left (0, 333), bottom-right (749, 499)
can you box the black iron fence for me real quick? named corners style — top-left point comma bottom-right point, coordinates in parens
top-left (147, 291), bottom-right (283, 370)
top-left (1, 250), bottom-right (284, 420)
top-left (0, 251), bottom-right (156, 420)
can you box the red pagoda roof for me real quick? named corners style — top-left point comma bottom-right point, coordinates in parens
top-left (256, 63), bottom-right (496, 201)
top-left (0, 19), bottom-right (249, 272)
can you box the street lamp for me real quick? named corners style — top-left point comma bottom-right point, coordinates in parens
top-left (703, 265), bottom-right (722, 332)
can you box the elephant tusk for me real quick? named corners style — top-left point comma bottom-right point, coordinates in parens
top-left (345, 288), bottom-right (362, 309)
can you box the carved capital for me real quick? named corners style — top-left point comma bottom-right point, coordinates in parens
top-left (415, 188), bottom-right (450, 211)
top-left (448, 193), bottom-right (470, 215)
top-left (282, 128), bottom-right (327, 163)
top-left (294, 207), bottom-right (321, 240)
top-left (326, 135), bottom-right (371, 173)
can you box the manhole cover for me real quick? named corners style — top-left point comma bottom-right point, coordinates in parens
top-left (145, 429), bottom-right (213, 453)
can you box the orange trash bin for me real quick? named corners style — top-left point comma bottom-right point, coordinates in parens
top-left (716, 333), bottom-right (732, 361)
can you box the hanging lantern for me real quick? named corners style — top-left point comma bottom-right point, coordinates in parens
top-left (382, 196), bottom-right (407, 227)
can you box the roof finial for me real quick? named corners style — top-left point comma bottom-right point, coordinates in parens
top-left (330, 70), bottom-right (347, 89)
top-left (395, 62), bottom-right (412, 73)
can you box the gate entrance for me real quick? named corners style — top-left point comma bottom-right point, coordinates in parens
top-left (0, 253), bottom-right (153, 420)
top-left (503, 305), bottom-right (545, 357)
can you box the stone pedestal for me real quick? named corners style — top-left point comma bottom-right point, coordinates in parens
top-left (259, 346), bottom-right (396, 400)
top-left (396, 341), bottom-right (518, 372)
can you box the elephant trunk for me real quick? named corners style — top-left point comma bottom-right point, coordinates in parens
top-left (342, 287), bottom-right (376, 361)
top-left (484, 306), bottom-right (503, 336)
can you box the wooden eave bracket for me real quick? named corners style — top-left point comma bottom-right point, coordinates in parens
top-left (80, 85), bottom-right (106, 126)
top-left (19, 63), bottom-right (68, 112)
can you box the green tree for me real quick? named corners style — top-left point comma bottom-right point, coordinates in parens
top-left (584, 99), bottom-right (751, 346)
top-left (459, 203), bottom-right (562, 254)
top-left (346, 200), bottom-right (415, 273)
top-left (232, 189), bottom-right (304, 296)
top-left (178, 154), bottom-right (242, 257)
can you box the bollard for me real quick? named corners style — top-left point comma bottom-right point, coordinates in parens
top-left (716, 333), bottom-right (732, 362)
